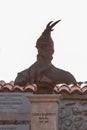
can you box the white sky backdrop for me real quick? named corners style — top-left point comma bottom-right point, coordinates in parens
top-left (0, 0), bottom-right (87, 82)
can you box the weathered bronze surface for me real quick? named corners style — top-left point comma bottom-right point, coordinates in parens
top-left (14, 20), bottom-right (76, 93)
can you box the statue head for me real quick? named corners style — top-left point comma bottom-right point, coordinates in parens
top-left (36, 20), bottom-right (61, 58)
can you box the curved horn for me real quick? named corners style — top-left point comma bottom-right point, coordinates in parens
top-left (46, 21), bottom-right (53, 29)
top-left (43, 20), bottom-right (61, 35)
top-left (50, 20), bottom-right (61, 30)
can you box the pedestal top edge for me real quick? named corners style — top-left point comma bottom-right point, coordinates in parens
top-left (27, 94), bottom-right (62, 102)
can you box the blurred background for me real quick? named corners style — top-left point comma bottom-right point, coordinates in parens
top-left (0, 0), bottom-right (87, 82)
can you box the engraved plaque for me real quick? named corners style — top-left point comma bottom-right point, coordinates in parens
top-left (0, 92), bottom-right (31, 130)
top-left (0, 93), bottom-right (31, 113)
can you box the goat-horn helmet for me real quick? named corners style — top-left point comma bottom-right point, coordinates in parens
top-left (36, 20), bottom-right (61, 49)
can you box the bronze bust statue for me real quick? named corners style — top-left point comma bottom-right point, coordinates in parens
top-left (14, 20), bottom-right (76, 93)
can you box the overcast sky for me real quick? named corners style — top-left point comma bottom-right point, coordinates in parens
top-left (0, 0), bottom-right (87, 82)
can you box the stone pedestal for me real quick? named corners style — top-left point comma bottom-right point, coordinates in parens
top-left (28, 94), bottom-right (61, 130)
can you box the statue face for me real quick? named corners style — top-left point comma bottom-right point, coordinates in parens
top-left (36, 42), bottom-right (54, 57)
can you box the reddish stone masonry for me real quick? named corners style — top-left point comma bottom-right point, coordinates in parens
top-left (0, 80), bottom-right (87, 94)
